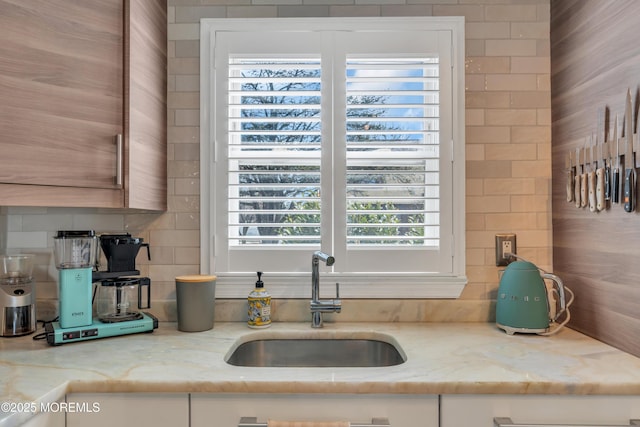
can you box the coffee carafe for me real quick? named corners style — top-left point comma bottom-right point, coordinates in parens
top-left (96, 277), bottom-right (150, 323)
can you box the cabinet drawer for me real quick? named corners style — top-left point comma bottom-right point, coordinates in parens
top-left (441, 395), bottom-right (640, 427)
top-left (191, 393), bottom-right (438, 427)
top-left (66, 393), bottom-right (188, 427)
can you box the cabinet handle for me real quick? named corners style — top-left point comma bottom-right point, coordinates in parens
top-left (238, 417), bottom-right (390, 427)
top-left (115, 134), bottom-right (123, 187)
top-left (494, 417), bottom-right (640, 427)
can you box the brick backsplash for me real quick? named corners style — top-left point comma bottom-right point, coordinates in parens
top-left (2, 0), bottom-right (551, 323)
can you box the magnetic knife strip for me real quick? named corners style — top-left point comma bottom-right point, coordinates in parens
top-left (564, 89), bottom-right (639, 213)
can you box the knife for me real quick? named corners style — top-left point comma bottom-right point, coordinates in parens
top-left (623, 89), bottom-right (636, 212)
top-left (595, 134), bottom-right (605, 211)
top-left (574, 145), bottom-right (582, 208)
top-left (580, 142), bottom-right (588, 208)
top-left (566, 151), bottom-right (574, 203)
top-left (587, 137), bottom-right (597, 212)
top-left (603, 122), bottom-right (612, 202)
top-left (612, 115), bottom-right (620, 204)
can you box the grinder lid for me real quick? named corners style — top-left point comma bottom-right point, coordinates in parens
top-left (55, 230), bottom-right (95, 238)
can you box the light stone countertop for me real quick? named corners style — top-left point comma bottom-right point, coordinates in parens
top-left (2, 322), bottom-right (640, 426)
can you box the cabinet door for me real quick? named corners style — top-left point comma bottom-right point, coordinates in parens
top-left (191, 393), bottom-right (438, 427)
top-left (66, 393), bottom-right (189, 427)
top-left (0, 0), bottom-right (167, 209)
top-left (0, 0), bottom-right (123, 190)
top-left (441, 395), bottom-right (640, 427)
top-left (125, 0), bottom-right (167, 211)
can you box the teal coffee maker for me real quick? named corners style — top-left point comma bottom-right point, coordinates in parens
top-left (53, 230), bottom-right (97, 328)
top-left (496, 257), bottom-right (573, 336)
top-left (47, 231), bottom-right (157, 345)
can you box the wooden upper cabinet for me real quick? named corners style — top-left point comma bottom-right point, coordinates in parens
top-left (0, 0), bottom-right (167, 210)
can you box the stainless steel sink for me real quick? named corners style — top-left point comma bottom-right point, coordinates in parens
top-left (225, 336), bottom-right (406, 367)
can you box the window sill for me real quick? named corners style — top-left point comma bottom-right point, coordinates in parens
top-left (211, 273), bottom-right (467, 299)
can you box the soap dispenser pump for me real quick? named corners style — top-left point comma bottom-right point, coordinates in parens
top-left (247, 271), bottom-right (271, 328)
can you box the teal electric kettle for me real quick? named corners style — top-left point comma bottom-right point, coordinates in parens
top-left (496, 258), bottom-right (572, 336)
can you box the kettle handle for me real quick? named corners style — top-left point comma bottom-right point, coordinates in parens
top-left (541, 272), bottom-right (566, 320)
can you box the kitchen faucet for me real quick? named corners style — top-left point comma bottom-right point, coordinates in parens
top-left (310, 251), bottom-right (341, 328)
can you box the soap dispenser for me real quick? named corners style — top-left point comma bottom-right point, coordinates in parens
top-left (247, 271), bottom-right (271, 328)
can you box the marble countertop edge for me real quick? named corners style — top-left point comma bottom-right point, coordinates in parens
top-left (59, 380), bottom-right (640, 396)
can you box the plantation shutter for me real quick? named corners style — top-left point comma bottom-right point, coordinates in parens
top-left (344, 57), bottom-right (441, 248)
top-left (212, 31), bottom-right (326, 272)
top-left (227, 58), bottom-right (323, 247)
top-left (332, 31), bottom-right (454, 273)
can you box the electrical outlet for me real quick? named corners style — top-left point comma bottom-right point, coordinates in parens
top-left (495, 234), bottom-right (516, 266)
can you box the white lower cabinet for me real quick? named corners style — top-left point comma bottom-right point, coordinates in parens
top-left (65, 393), bottom-right (188, 427)
top-left (23, 392), bottom-right (640, 427)
top-left (440, 395), bottom-right (640, 427)
top-left (191, 393), bottom-right (438, 427)
top-left (19, 410), bottom-right (64, 427)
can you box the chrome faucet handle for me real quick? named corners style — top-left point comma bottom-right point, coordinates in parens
top-left (334, 282), bottom-right (342, 314)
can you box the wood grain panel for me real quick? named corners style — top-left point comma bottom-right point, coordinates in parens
top-left (0, 0), bottom-right (123, 189)
top-left (0, 184), bottom-right (122, 208)
top-left (551, 0), bottom-right (640, 357)
top-left (125, 0), bottom-right (167, 211)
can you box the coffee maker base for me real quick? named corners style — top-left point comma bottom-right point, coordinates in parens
top-left (45, 312), bottom-right (158, 345)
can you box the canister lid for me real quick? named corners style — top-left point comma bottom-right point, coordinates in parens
top-left (175, 275), bottom-right (217, 282)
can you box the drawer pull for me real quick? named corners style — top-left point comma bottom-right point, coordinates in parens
top-left (115, 134), bottom-right (123, 187)
top-left (238, 417), bottom-right (390, 427)
top-left (494, 417), bottom-right (640, 427)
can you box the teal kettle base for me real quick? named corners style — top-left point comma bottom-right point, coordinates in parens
top-left (496, 322), bottom-right (547, 336)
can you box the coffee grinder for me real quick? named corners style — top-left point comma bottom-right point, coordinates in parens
top-left (46, 231), bottom-right (158, 345)
top-left (0, 254), bottom-right (37, 337)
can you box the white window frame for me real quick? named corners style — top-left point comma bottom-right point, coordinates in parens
top-left (200, 17), bottom-right (466, 298)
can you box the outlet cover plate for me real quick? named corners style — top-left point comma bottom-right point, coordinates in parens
top-left (495, 233), bottom-right (516, 266)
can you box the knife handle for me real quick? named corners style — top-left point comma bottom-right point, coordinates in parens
top-left (588, 171), bottom-right (596, 212)
top-left (580, 173), bottom-right (588, 208)
top-left (624, 168), bottom-right (636, 212)
top-left (604, 165), bottom-right (611, 201)
top-left (574, 174), bottom-right (581, 208)
top-left (612, 168), bottom-right (620, 203)
top-left (566, 169), bottom-right (574, 202)
top-left (595, 167), bottom-right (605, 211)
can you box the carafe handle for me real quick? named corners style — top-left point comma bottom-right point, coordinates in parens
top-left (542, 272), bottom-right (566, 320)
top-left (138, 277), bottom-right (151, 310)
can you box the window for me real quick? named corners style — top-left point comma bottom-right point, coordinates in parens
top-left (200, 17), bottom-right (465, 298)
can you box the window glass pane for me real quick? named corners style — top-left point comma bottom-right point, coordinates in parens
top-left (345, 57), bottom-right (440, 247)
top-left (228, 58), bottom-right (322, 246)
